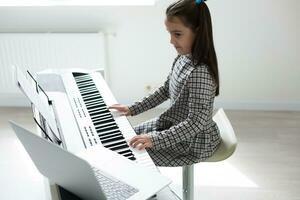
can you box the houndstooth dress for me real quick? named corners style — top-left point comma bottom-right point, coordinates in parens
top-left (128, 55), bottom-right (221, 167)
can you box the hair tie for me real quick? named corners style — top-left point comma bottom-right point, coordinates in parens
top-left (195, 0), bottom-right (204, 5)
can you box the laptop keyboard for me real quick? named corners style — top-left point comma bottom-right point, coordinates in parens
top-left (92, 167), bottom-right (139, 200)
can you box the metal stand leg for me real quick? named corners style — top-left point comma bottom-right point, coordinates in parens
top-left (182, 165), bottom-right (194, 200)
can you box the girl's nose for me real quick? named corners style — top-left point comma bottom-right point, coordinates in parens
top-left (170, 37), bottom-right (175, 45)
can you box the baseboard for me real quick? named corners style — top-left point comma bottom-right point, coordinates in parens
top-left (157, 100), bottom-right (300, 111)
top-left (214, 100), bottom-right (300, 111)
top-left (1, 93), bottom-right (300, 111)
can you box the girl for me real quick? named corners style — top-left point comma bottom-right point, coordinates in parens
top-left (109, 0), bottom-right (221, 167)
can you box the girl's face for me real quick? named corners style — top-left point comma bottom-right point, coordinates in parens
top-left (165, 17), bottom-right (196, 55)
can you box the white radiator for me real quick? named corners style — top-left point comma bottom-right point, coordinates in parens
top-left (0, 33), bottom-right (107, 106)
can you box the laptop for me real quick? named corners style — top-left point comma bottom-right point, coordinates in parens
top-left (9, 121), bottom-right (171, 200)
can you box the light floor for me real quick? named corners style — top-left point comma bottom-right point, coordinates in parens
top-left (1, 107), bottom-right (300, 200)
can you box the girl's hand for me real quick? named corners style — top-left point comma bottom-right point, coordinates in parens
top-left (108, 104), bottom-right (131, 116)
top-left (129, 134), bottom-right (153, 150)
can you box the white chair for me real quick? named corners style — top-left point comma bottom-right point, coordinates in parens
top-left (182, 108), bottom-right (237, 200)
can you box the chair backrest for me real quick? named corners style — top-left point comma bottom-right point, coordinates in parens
top-left (205, 108), bottom-right (237, 162)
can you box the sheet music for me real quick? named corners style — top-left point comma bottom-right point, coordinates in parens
top-left (13, 66), bottom-right (60, 138)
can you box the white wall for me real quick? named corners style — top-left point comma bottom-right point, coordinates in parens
top-left (0, 0), bottom-right (299, 110)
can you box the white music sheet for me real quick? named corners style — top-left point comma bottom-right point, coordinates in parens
top-left (13, 66), bottom-right (60, 138)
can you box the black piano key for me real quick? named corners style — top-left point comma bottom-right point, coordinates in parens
top-left (91, 112), bottom-right (111, 119)
top-left (73, 74), bottom-right (136, 161)
top-left (73, 72), bottom-right (88, 77)
top-left (94, 121), bottom-right (116, 128)
top-left (98, 129), bottom-right (122, 137)
top-left (81, 93), bottom-right (99, 98)
top-left (88, 106), bottom-right (108, 113)
top-left (86, 103), bottom-right (106, 109)
top-left (99, 134), bottom-right (123, 142)
top-left (90, 111), bottom-right (110, 118)
top-left (128, 157), bottom-right (136, 161)
top-left (92, 116), bottom-right (112, 123)
top-left (118, 149), bottom-right (133, 155)
top-left (101, 136), bottom-right (124, 144)
top-left (75, 79), bottom-right (91, 84)
top-left (96, 125), bottom-right (119, 133)
top-left (85, 99), bottom-right (105, 105)
top-left (93, 119), bottom-right (114, 126)
top-left (78, 83), bottom-right (95, 89)
top-left (87, 107), bottom-right (107, 114)
top-left (93, 119), bottom-right (115, 126)
top-left (82, 96), bottom-right (102, 102)
top-left (78, 87), bottom-right (98, 93)
top-left (107, 144), bottom-right (130, 151)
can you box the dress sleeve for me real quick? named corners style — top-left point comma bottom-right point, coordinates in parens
top-left (148, 65), bottom-right (216, 150)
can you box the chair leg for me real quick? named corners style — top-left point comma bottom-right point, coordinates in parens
top-left (182, 165), bottom-right (194, 200)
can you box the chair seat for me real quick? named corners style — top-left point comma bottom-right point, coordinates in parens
top-left (205, 108), bottom-right (237, 162)
top-left (182, 108), bottom-right (237, 200)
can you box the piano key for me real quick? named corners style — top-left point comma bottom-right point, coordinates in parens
top-left (90, 112), bottom-right (111, 119)
top-left (73, 73), bottom-right (137, 161)
top-left (87, 106), bottom-right (108, 114)
top-left (92, 116), bottom-right (112, 123)
top-left (100, 135), bottom-right (124, 143)
top-left (94, 121), bottom-right (116, 129)
top-left (93, 117), bottom-right (114, 125)
top-left (98, 129), bottom-right (121, 137)
top-left (108, 144), bottom-right (131, 152)
top-left (78, 87), bottom-right (98, 93)
top-left (85, 100), bottom-right (106, 108)
top-left (99, 133), bottom-right (123, 141)
top-left (96, 124), bottom-right (119, 132)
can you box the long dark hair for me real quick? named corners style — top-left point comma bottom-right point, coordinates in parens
top-left (166, 0), bottom-right (219, 96)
